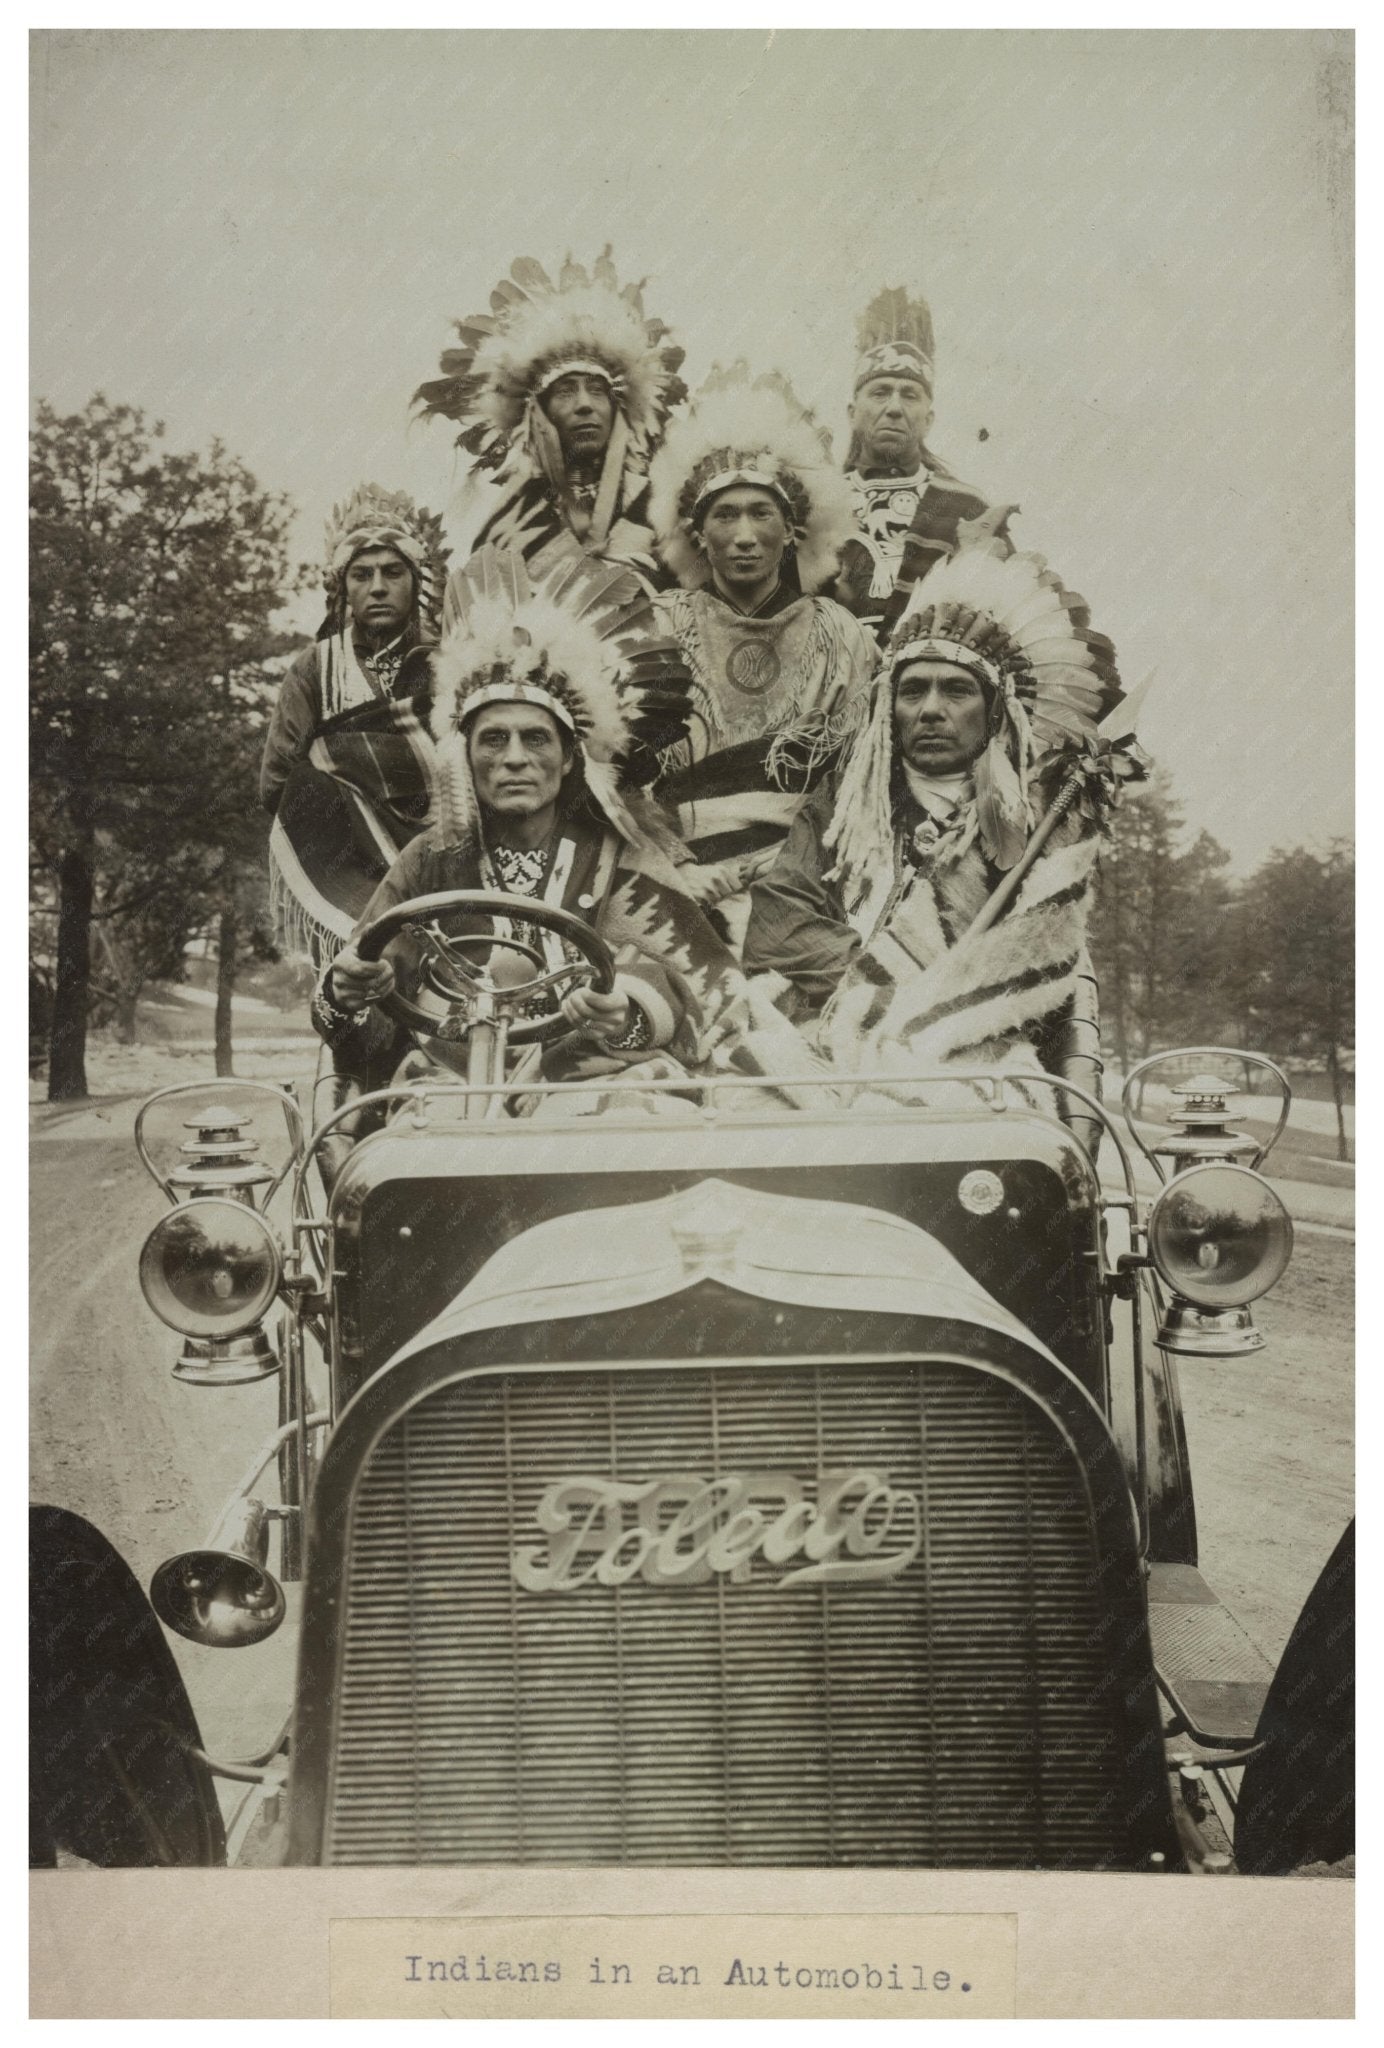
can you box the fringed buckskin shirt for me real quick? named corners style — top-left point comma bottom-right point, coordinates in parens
top-left (651, 583), bottom-right (874, 946)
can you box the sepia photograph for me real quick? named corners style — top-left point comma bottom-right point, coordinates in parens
top-left (29, 23), bottom-right (1353, 2019)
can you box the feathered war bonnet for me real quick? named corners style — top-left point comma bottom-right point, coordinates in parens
top-left (647, 364), bottom-right (857, 594)
top-left (413, 251), bottom-right (686, 543)
top-left (824, 542), bottom-right (1125, 928)
top-left (430, 545), bottom-right (694, 860)
top-left (319, 483), bottom-right (449, 639)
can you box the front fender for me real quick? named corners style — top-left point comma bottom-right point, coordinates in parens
top-left (30, 1505), bottom-right (225, 1868)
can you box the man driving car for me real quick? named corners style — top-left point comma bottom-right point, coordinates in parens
top-left (314, 546), bottom-right (741, 1088)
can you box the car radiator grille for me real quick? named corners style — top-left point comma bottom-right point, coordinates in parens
top-left (325, 1362), bottom-right (1130, 1867)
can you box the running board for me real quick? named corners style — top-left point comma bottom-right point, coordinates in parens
top-left (1147, 1563), bottom-right (1273, 1745)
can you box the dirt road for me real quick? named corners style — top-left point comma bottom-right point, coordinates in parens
top-left (31, 1092), bottom-right (1353, 1759)
top-left (1175, 1229), bottom-right (1354, 1661)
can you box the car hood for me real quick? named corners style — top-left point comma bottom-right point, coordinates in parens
top-left (374, 1176), bottom-right (1061, 1376)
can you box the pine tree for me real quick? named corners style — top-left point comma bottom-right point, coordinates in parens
top-left (1242, 843), bottom-right (1354, 1160)
top-left (1088, 769), bottom-right (1189, 1063)
top-left (30, 396), bottom-right (298, 1097)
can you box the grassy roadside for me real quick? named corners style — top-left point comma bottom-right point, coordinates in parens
top-left (1240, 1116), bottom-right (1353, 1183)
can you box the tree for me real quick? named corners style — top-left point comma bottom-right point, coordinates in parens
top-left (30, 396), bottom-right (298, 1097)
top-left (90, 844), bottom-right (213, 1043)
top-left (1088, 770), bottom-right (1196, 1064)
top-left (1216, 887), bottom-right (1269, 1053)
top-left (1240, 843), bottom-right (1354, 1160)
top-left (198, 649), bottom-right (300, 1079)
top-left (1089, 768), bottom-right (1354, 1137)
top-left (209, 850), bottom-right (285, 1080)
top-left (1164, 828), bottom-right (1237, 1045)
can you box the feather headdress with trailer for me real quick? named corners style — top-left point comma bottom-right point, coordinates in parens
top-left (824, 541), bottom-right (1126, 933)
top-left (320, 483), bottom-right (449, 639)
top-left (647, 363), bottom-right (857, 594)
top-left (431, 544), bottom-right (693, 859)
top-left (414, 251), bottom-right (686, 503)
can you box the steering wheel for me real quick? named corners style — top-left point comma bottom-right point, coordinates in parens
top-left (354, 890), bottom-right (617, 1046)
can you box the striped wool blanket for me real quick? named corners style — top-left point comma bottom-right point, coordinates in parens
top-left (269, 692), bottom-right (436, 967)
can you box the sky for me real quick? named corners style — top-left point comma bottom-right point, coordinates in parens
top-left (29, 27), bottom-right (1353, 870)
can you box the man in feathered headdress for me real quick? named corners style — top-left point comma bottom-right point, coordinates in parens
top-left (645, 367), bottom-right (875, 950)
top-left (316, 547), bottom-right (742, 1090)
top-left (261, 483), bottom-right (449, 964)
top-left (745, 542), bottom-right (1132, 1100)
top-left (836, 287), bottom-right (1015, 640)
top-left (415, 250), bottom-right (686, 588)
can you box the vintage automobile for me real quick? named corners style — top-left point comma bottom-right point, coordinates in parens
top-left (30, 890), bottom-right (1348, 1876)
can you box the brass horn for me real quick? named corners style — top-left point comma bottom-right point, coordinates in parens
top-left (151, 1495), bottom-right (287, 1649)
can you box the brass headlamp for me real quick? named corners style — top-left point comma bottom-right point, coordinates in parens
top-left (134, 1084), bottom-right (304, 1385)
top-left (1146, 1163), bottom-right (1294, 1356)
top-left (1120, 1051), bottom-right (1295, 1358)
top-left (139, 1196), bottom-right (281, 1385)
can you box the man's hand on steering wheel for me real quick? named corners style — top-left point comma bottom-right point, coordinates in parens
top-left (561, 983), bottom-right (632, 1041)
top-left (349, 890), bottom-right (621, 1049)
top-left (328, 943), bottom-right (395, 1013)
top-left (483, 942), bottom-right (629, 1037)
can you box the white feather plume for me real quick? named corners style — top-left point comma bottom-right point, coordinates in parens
top-left (469, 283), bottom-right (670, 448)
top-left (648, 373), bottom-right (856, 593)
